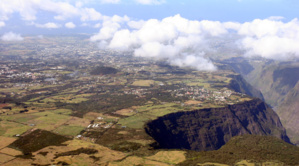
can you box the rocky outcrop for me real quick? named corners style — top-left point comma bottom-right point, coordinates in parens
top-left (145, 99), bottom-right (290, 151)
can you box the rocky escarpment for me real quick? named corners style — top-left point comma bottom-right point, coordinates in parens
top-left (145, 99), bottom-right (290, 151)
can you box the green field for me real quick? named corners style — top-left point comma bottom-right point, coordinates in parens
top-left (131, 80), bottom-right (155, 87)
top-left (27, 111), bottom-right (70, 130)
top-left (0, 121), bottom-right (32, 137)
top-left (118, 103), bottom-right (183, 128)
top-left (53, 125), bottom-right (85, 136)
top-left (51, 109), bottom-right (73, 115)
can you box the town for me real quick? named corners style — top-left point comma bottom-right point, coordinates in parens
top-left (0, 35), bottom-right (254, 165)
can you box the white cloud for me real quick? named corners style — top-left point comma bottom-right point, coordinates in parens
top-left (1, 32), bottom-right (24, 41)
top-left (90, 21), bottom-right (121, 42)
top-left (0, 21), bottom-right (5, 27)
top-left (127, 20), bottom-right (146, 29)
top-left (91, 14), bottom-right (222, 71)
top-left (80, 8), bottom-right (102, 21)
top-left (238, 19), bottom-right (282, 38)
top-left (90, 14), bottom-right (299, 68)
top-left (0, 0), bottom-right (103, 22)
top-left (267, 16), bottom-right (285, 21)
top-left (0, 0), bottom-right (76, 21)
top-left (75, 1), bottom-right (83, 8)
top-left (65, 22), bottom-right (76, 28)
top-left (101, 0), bottom-right (121, 4)
top-left (35, 22), bottom-right (60, 29)
top-left (237, 18), bottom-right (299, 60)
top-left (0, 0), bottom-right (38, 21)
top-left (81, 23), bottom-right (89, 26)
top-left (94, 23), bottom-right (101, 28)
top-left (135, 0), bottom-right (166, 5)
top-left (170, 54), bottom-right (217, 71)
top-left (223, 22), bottom-right (241, 31)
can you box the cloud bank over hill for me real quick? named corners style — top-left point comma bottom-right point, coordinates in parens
top-left (1, 0), bottom-right (299, 70)
top-left (90, 14), bottom-right (299, 70)
top-left (91, 14), bottom-right (229, 71)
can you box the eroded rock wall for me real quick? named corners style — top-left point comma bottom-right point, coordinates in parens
top-left (145, 99), bottom-right (290, 151)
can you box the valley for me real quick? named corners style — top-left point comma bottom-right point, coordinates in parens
top-left (0, 36), bottom-right (298, 166)
top-left (222, 57), bottom-right (299, 145)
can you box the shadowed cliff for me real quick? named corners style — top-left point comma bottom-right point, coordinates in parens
top-left (227, 61), bottom-right (299, 145)
top-left (145, 99), bottom-right (290, 151)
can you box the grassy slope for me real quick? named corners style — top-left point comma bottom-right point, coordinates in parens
top-left (180, 135), bottom-right (299, 166)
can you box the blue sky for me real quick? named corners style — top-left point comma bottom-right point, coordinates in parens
top-left (92, 0), bottom-right (298, 22)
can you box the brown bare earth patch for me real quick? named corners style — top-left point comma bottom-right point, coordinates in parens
top-left (234, 160), bottom-right (284, 166)
top-left (117, 131), bottom-right (129, 135)
top-left (108, 156), bottom-right (170, 166)
top-left (54, 153), bottom-right (98, 166)
top-left (0, 136), bottom-right (17, 149)
top-left (0, 154), bottom-right (15, 164)
top-left (0, 147), bottom-right (23, 156)
top-left (65, 116), bottom-right (91, 127)
top-left (197, 162), bottom-right (229, 166)
top-left (114, 108), bottom-right (135, 116)
top-left (83, 112), bottom-right (103, 120)
top-left (95, 128), bottom-right (154, 148)
top-left (184, 100), bottom-right (202, 105)
top-left (2, 158), bottom-right (33, 166)
top-left (146, 151), bottom-right (186, 165)
top-left (0, 103), bottom-right (9, 108)
top-left (31, 139), bottom-right (126, 165)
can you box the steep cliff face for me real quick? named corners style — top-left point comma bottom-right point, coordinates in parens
top-left (145, 99), bottom-right (290, 151)
top-left (228, 74), bottom-right (264, 101)
top-left (242, 62), bottom-right (299, 145)
top-left (246, 63), bottom-right (299, 107)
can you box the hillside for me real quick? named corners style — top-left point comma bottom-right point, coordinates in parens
top-left (179, 135), bottom-right (299, 166)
